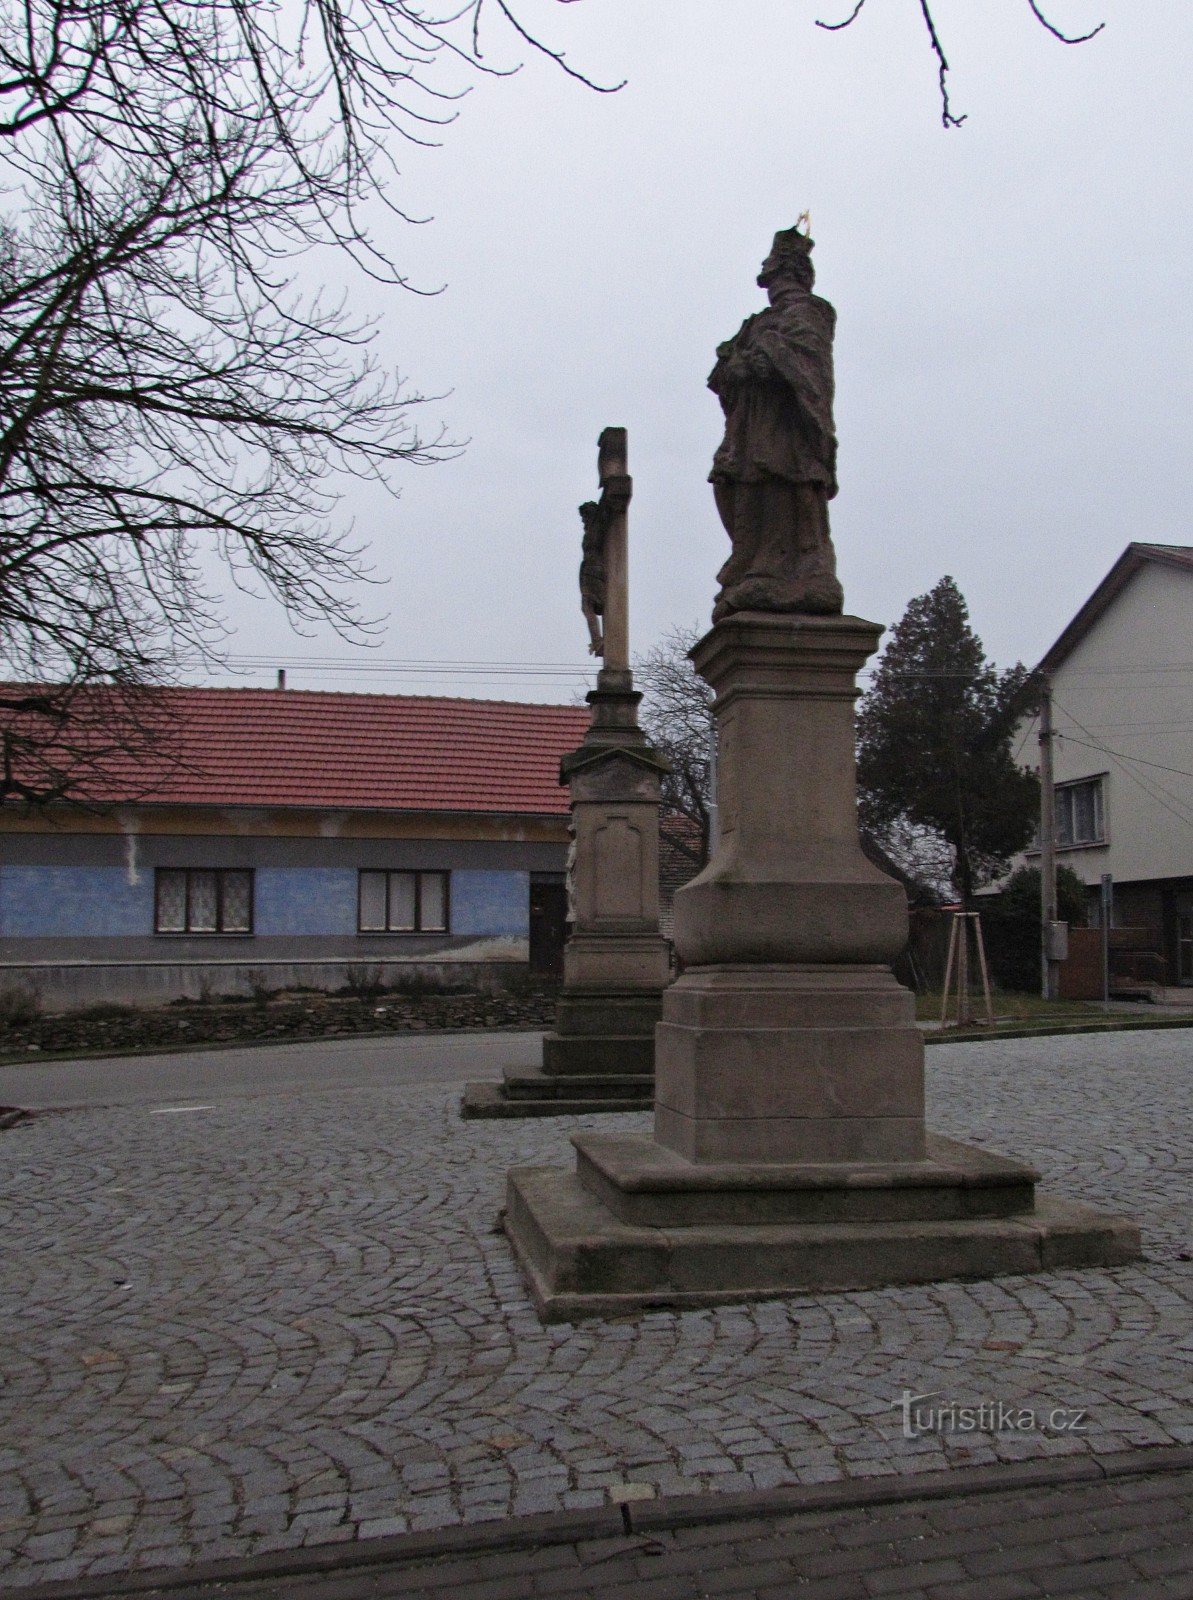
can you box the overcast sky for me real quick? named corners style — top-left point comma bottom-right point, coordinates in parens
top-left (205, 0), bottom-right (1192, 701)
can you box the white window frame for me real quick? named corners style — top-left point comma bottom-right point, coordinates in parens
top-left (154, 868), bottom-right (254, 935)
top-left (1055, 775), bottom-right (1106, 849)
top-left (357, 870), bottom-right (450, 934)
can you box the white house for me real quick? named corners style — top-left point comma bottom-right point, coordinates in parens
top-left (1018, 542), bottom-right (1193, 986)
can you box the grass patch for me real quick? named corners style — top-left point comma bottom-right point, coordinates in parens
top-left (917, 991), bottom-right (1110, 1024)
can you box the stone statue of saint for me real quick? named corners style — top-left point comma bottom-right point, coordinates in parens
top-left (708, 224), bottom-right (844, 621)
top-left (578, 500), bottom-right (607, 657)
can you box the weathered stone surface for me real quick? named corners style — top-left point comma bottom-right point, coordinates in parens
top-left (671, 616), bottom-right (903, 971)
top-left (503, 1164), bottom-right (1140, 1323)
top-left (709, 225), bottom-right (844, 621)
top-left (573, 1131), bottom-right (1039, 1227)
top-left (461, 1079), bottom-right (652, 1118)
top-left (654, 1022), bottom-right (924, 1121)
top-left (557, 936), bottom-right (671, 996)
top-left (541, 1032), bottom-right (656, 1077)
top-left (500, 603), bottom-right (1140, 1299)
top-left (550, 988), bottom-right (665, 1038)
top-left (650, 613), bottom-right (924, 1170)
top-left (654, 1104), bottom-right (927, 1164)
top-left (577, 426), bottom-right (632, 666)
top-left (663, 965), bottom-right (914, 1030)
top-left (497, 246), bottom-right (1138, 1300)
top-left (464, 430), bottom-right (670, 1121)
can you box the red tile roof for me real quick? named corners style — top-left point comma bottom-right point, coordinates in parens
top-left (12, 687), bottom-right (592, 815)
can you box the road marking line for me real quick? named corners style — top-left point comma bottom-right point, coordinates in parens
top-left (149, 1105), bottom-right (216, 1114)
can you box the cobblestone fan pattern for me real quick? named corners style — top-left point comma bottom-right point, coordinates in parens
top-left (1, 1034), bottom-right (1190, 1589)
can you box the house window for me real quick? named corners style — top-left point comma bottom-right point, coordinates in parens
top-left (358, 870), bottom-right (450, 933)
top-left (155, 869), bottom-right (253, 934)
top-left (1056, 777), bottom-right (1105, 848)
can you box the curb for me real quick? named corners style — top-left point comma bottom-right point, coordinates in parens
top-left (7, 1444), bottom-right (1193, 1600)
top-left (0, 1024), bottom-right (550, 1071)
top-left (923, 1014), bottom-right (1193, 1045)
top-left (3, 1015), bottom-right (1189, 1072)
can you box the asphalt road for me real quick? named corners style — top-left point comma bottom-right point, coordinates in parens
top-left (0, 1028), bottom-right (540, 1109)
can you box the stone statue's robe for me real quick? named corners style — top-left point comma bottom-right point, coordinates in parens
top-left (708, 287), bottom-right (843, 620)
top-left (709, 294), bottom-right (838, 496)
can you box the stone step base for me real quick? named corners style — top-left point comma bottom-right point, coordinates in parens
top-left (501, 1068), bottom-right (653, 1101)
top-left (573, 1131), bottom-right (1038, 1226)
top-left (503, 1162), bottom-right (1141, 1323)
top-left (542, 1034), bottom-right (655, 1077)
top-left (460, 1082), bottom-right (651, 1119)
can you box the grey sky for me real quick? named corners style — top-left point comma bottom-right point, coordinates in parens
top-left (206, 0), bottom-right (1192, 700)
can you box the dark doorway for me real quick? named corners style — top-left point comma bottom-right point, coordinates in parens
top-left (529, 875), bottom-right (568, 978)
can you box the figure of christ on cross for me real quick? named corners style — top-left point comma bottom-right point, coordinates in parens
top-left (576, 427), bottom-right (631, 669)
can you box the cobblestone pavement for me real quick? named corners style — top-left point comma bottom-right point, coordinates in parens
top-left (124, 1460), bottom-right (1193, 1600)
top-left (1, 1033), bottom-right (1190, 1590)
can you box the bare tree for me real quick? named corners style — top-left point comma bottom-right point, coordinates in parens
top-left (636, 624), bottom-right (949, 908)
top-left (0, 0), bottom-right (608, 799)
top-left (817, 0), bottom-right (1104, 127)
top-left (0, 680), bottom-right (182, 805)
top-left (636, 626), bottom-right (715, 869)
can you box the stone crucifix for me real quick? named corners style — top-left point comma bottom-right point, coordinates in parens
top-left (461, 422), bottom-right (670, 1119)
top-left (578, 426), bottom-right (631, 669)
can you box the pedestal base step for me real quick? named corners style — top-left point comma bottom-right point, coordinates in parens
top-left (501, 1067), bottom-right (653, 1102)
top-left (574, 1132), bottom-right (1038, 1226)
top-left (542, 1034), bottom-right (655, 1077)
top-left (460, 1080), bottom-right (653, 1119)
top-left (503, 1149), bottom-right (1141, 1322)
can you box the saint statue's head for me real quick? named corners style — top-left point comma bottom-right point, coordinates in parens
top-left (757, 224), bottom-right (815, 293)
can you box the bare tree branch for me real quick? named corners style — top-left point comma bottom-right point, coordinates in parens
top-left (813, 0), bottom-right (1105, 128)
top-left (0, 0), bottom-right (607, 801)
top-left (635, 626), bottom-right (714, 868)
top-left (916, 0), bottom-right (965, 129)
top-left (815, 0), bottom-right (869, 35)
top-left (1025, 0), bottom-right (1104, 45)
top-left (487, 0), bottom-right (625, 91)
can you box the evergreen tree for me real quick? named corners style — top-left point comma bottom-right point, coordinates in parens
top-left (857, 577), bottom-right (1039, 908)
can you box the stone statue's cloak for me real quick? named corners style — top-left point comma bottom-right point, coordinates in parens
top-left (708, 292), bottom-right (838, 499)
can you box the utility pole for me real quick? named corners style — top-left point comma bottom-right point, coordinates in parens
top-left (1039, 678), bottom-right (1059, 1000)
top-left (1100, 873), bottom-right (1114, 1005)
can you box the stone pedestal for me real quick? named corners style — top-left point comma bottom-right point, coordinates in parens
top-left (503, 614), bottom-right (1140, 1317)
top-left (462, 669), bottom-right (671, 1118)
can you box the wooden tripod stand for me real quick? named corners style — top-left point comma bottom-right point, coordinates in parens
top-left (940, 910), bottom-right (994, 1028)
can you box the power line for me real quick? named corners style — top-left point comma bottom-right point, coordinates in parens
top-left (1054, 663), bottom-right (1193, 679)
top-left (224, 653), bottom-right (596, 680)
top-left (1049, 695), bottom-right (1193, 837)
top-left (1056, 733), bottom-right (1193, 784)
top-left (1075, 717), bottom-right (1193, 733)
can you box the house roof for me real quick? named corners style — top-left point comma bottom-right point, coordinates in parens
top-left (1038, 543), bottom-right (1193, 674)
top-left (7, 687), bottom-right (592, 816)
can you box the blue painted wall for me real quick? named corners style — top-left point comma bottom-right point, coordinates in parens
top-left (451, 870), bottom-right (529, 936)
top-left (0, 866), bottom-right (152, 937)
top-left (0, 864), bottom-right (530, 939)
top-left (254, 868), bottom-right (358, 936)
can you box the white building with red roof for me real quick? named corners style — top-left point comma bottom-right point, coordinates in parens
top-left (0, 687), bottom-right (590, 1007)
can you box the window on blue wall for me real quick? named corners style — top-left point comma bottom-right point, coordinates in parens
top-left (155, 869), bottom-right (253, 934)
top-left (358, 871), bottom-right (449, 933)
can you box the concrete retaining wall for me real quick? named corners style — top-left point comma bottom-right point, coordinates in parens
top-left (0, 947), bottom-right (528, 1011)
